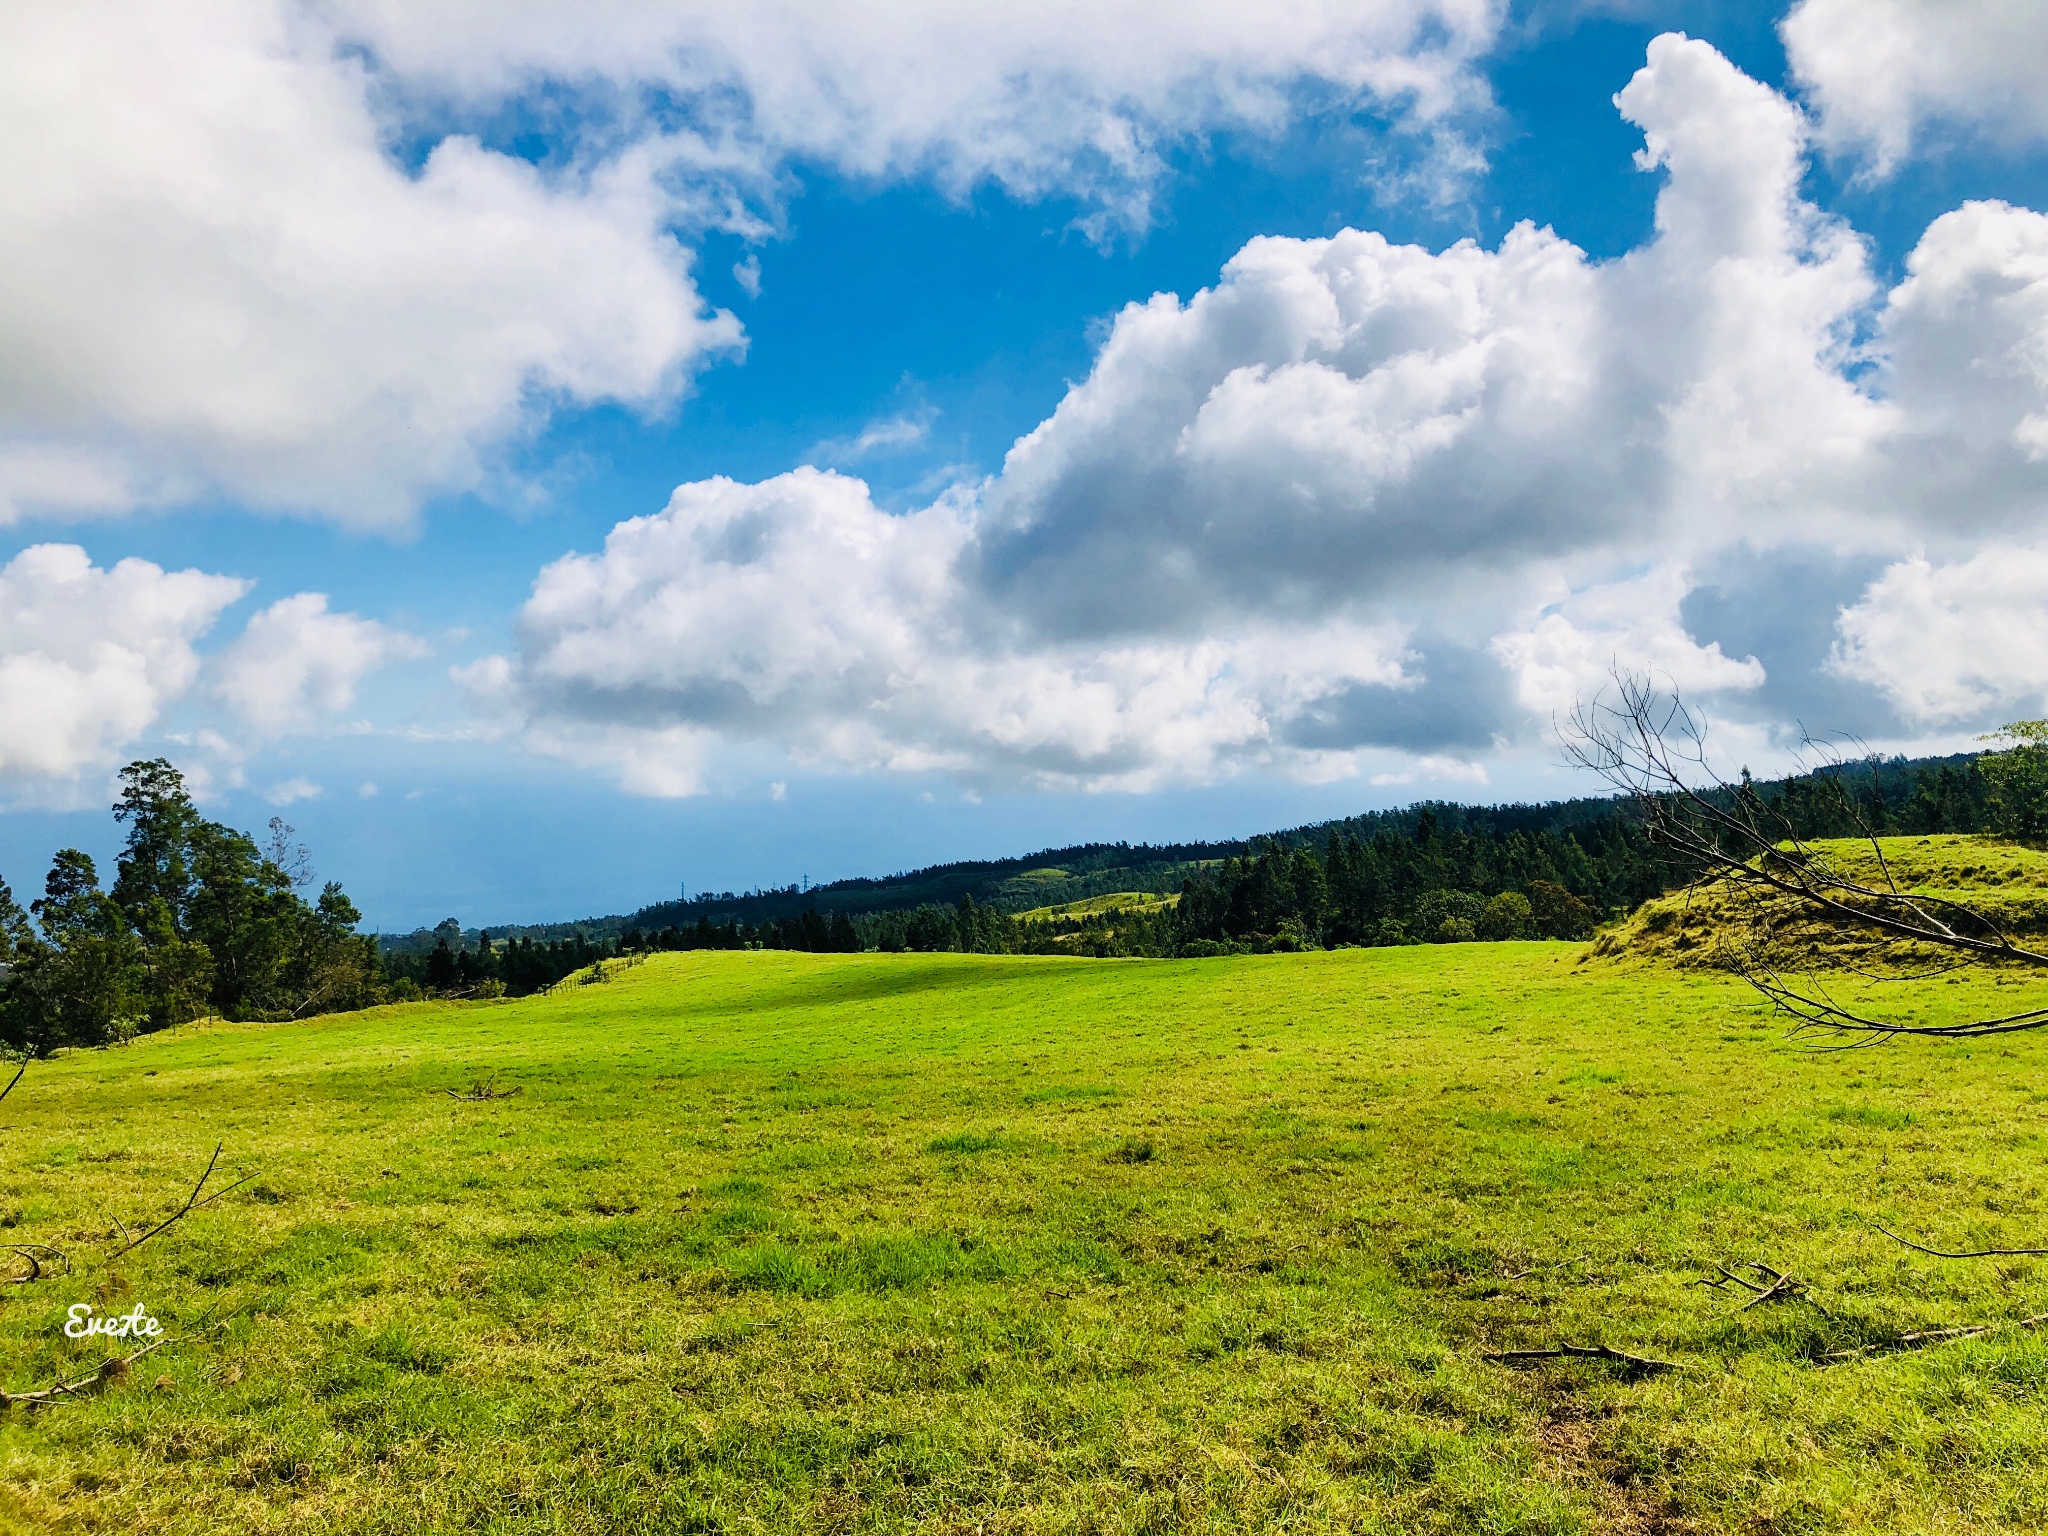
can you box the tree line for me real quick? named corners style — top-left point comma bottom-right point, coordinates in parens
top-left (376, 922), bottom-right (626, 999)
top-left (591, 751), bottom-right (2021, 962)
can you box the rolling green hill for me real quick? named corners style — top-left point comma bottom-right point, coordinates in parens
top-left (5, 945), bottom-right (2047, 1532)
top-left (1593, 833), bottom-right (2048, 971)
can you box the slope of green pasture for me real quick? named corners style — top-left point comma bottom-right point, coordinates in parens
top-left (1012, 890), bottom-right (1181, 920)
top-left (2, 947), bottom-right (2046, 1533)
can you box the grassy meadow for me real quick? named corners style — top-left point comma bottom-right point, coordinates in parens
top-left (3, 939), bottom-right (2047, 1533)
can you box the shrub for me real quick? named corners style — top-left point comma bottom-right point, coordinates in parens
top-left (1478, 891), bottom-right (1536, 941)
top-left (1526, 880), bottom-right (1599, 940)
top-left (1268, 917), bottom-right (1313, 952)
top-left (1414, 890), bottom-right (1483, 943)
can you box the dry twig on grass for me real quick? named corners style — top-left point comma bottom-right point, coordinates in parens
top-left (0, 1244), bottom-right (69, 1284)
top-left (1699, 1260), bottom-right (1813, 1311)
top-left (1482, 1343), bottom-right (1683, 1376)
top-left (105, 1143), bottom-right (255, 1261)
top-left (1875, 1223), bottom-right (2048, 1259)
top-left (1827, 1313), bottom-right (2048, 1361)
top-left (443, 1074), bottom-right (520, 1101)
top-left (0, 1334), bottom-right (175, 1409)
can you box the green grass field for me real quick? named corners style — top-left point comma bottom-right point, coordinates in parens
top-left (4, 942), bottom-right (2048, 1533)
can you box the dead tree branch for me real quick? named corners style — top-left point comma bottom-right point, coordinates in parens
top-left (104, 1143), bottom-right (255, 1261)
top-left (442, 1074), bottom-right (520, 1101)
top-left (1482, 1342), bottom-right (1683, 1375)
top-left (0, 1244), bottom-right (68, 1284)
top-left (1563, 671), bottom-right (2048, 1039)
top-left (0, 1333), bottom-right (175, 1408)
top-left (1827, 1313), bottom-right (2048, 1361)
top-left (1699, 1260), bottom-right (1813, 1310)
top-left (1876, 1224), bottom-right (2048, 1259)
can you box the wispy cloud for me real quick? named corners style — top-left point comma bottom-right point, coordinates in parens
top-left (809, 406), bottom-right (939, 465)
top-left (266, 777), bottom-right (323, 806)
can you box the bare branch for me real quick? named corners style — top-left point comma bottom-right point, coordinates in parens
top-left (1698, 1260), bottom-right (1768, 1295)
top-left (0, 1245), bottom-right (68, 1284)
top-left (104, 1144), bottom-right (255, 1261)
top-left (1699, 1260), bottom-right (1816, 1312)
top-left (442, 1073), bottom-right (519, 1102)
top-left (1876, 1224), bottom-right (2048, 1259)
top-left (1827, 1313), bottom-right (2048, 1361)
top-left (0, 1333), bottom-right (176, 1408)
top-left (1482, 1342), bottom-right (1683, 1375)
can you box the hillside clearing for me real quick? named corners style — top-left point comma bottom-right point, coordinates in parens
top-left (2, 947), bottom-right (2045, 1533)
top-left (1012, 890), bottom-right (1181, 921)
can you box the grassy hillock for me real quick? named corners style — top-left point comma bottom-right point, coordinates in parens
top-left (4, 947), bottom-right (2048, 1532)
top-left (1012, 890), bottom-right (1182, 921)
top-left (1590, 834), bottom-right (2048, 971)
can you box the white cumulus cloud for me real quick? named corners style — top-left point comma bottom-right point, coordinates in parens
top-left (480, 469), bottom-right (1416, 792)
top-left (331, 0), bottom-right (1506, 227)
top-left (0, 1), bottom-right (739, 529)
top-left (1783, 0), bottom-right (2048, 171)
top-left (472, 33), bottom-right (2048, 793)
top-left (1491, 566), bottom-right (1765, 723)
top-left (0, 0), bottom-right (1509, 531)
top-left (213, 592), bottom-right (427, 732)
top-left (1831, 546), bottom-right (2048, 726)
top-left (0, 545), bottom-right (246, 785)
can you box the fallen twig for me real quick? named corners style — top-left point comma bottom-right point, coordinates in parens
top-left (105, 1144), bottom-right (254, 1261)
top-left (0, 1244), bottom-right (69, 1285)
top-left (1875, 1223), bottom-right (2048, 1260)
top-left (0, 1333), bottom-right (174, 1408)
top-left (1827, 1312), bottom-right (2048, 1361)
top-left (1699, 1260), bottom-right (1813, 1311)
top-left (1482, 1343), bottom-right (1683, 1375)
top-left (1699, 1260), bottom-right (1768, 1295)
top-left (443, 1075), bottom-right (520, 1101)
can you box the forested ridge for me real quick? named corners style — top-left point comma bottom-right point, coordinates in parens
top-left (384, 748), bottom-right (1999, 984)
top-left (1, 750), bottom-right (2003, 1038)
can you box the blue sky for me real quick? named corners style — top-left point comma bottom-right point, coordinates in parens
top-left (3, 1), bottom-right (2047, 930)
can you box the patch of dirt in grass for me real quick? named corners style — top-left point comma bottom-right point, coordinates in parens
top-left (1533, 1399), bottom-right (1701, 1536)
